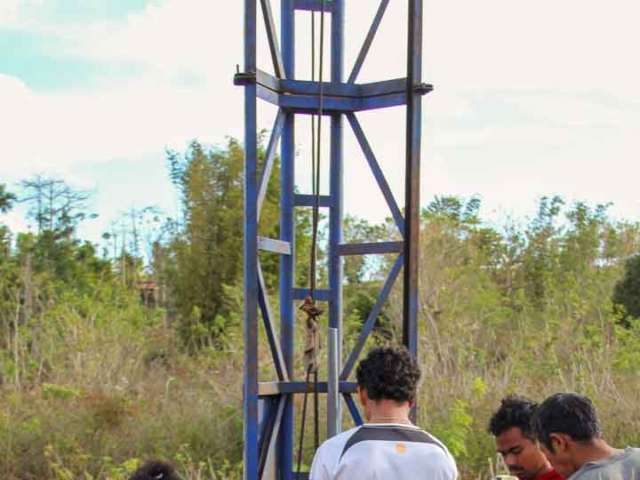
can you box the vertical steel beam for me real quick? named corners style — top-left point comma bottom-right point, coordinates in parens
top-left (279, 1), bottom-right (296, 479)
top-left (328, 0), bottom-right (344, 434)
top-left (403, 0), bottom-right (423, 357)
top-left (243, 0), bottom-right (259, 479)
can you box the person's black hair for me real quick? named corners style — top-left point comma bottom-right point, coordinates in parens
top-left (355, 346), bottom-right (421, 403)
top-left (488, 396), bottom-right (538, 439)
top-left (532, 393), bottom-right (601, 452)
top-left (129, 460), bottom-right (183, 480)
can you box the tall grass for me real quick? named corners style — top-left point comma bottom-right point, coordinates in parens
top-left (2, 215), bottom-right (640, 479)
top-left (0, 286), bottom-right (245, 480)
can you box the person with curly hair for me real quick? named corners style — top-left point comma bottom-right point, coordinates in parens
top-left (128, 460), bottom-right (183, 480)
top-left (309, 346), bottom-right (458, 479)
top-left (533, 393), bottom-right (640, 480)
top-left (488, 396), bottom-right (563, 480)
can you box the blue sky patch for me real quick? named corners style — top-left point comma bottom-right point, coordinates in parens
top-left (0, 31), bottom-right (141, 91)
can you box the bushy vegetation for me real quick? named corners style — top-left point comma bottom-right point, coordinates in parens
top-left (1, 140), bottom-right (639, 479)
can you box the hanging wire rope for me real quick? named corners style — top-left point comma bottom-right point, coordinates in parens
top-left (296, 1), bottom-right (327, 477)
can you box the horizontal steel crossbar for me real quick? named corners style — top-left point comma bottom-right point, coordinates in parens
top-left (292, 288), bottom-right (331, 302)
top-left (271, 90), bottom-right (407, 114)
top-left (252, 69), bottom-right (432, 98)
top-left (250, 70), bottom-right (430, 113)
top-left (294, 194), bottom-right (333, 208)
top-left (258, 381), bottom-right (358, 396)
top-left (336, 241), bottom-right (403, 256)
top-left (294, 0), bottom-right (334, 11)
top-left (258, 236), bottom-right (292, 255)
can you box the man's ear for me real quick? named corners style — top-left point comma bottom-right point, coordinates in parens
top-left (357, 386), bottom-right (367, 407)
top-left (549, 433), bottom-right (568, 453)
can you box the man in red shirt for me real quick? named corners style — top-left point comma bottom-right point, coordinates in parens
top-left (489, 397), bottom-right (563, 480)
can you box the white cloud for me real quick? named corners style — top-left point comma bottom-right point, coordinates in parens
top-left (0, 73), bottom-right (244, 177)
top-left (8, 0), bottom-right (640, 93)
top-left (0, 0), bottom-right (256, 179)
top-left (505, 93), bottom-right (640, 129)
top-left (36, 0), bottom-right (243, 82)
top-left (424, 0), bottom-right (640, 94)
top-left (0, 0), bottom-right (47, 29)
top-left (0, 0), bottom-right (31, 25)
top-left (0, 1), bottom-right (19, 23)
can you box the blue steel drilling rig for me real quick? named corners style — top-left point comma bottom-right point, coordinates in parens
top-left (235, 1), bottom-right (431, 478)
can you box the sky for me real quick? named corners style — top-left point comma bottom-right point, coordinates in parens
top-left (1, 0), bottom-right (639, 244)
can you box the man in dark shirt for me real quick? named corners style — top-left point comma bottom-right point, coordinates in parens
top-left (489, 396), bottom-right (563, 480)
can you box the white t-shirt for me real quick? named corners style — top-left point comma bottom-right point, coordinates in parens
top-left (309, 423), bottom-right (458, 480)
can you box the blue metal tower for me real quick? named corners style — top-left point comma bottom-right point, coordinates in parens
top-left (236, 1), bottom-right (431, 478)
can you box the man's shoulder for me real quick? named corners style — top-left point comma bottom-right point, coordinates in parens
top-left (311, 426), bottom-right (362, 476)
top-left (344, 424), bottom-right (447, 447)
top-left (570, 448), bottom-right (640, 480)
top-left (317, 424), bottom-right (449, 459)
top-left (316, 426), bottom-right (362, 455)
top-left (341, 424), bottom-right (456, 467)
top-left (311, 424), bottom-right (457, 480)
top-left (323, 426), bottom-right (362, 445)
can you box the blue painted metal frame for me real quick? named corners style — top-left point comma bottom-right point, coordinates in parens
top-left (294, 0), bottom-right (334, 12)
top-left (259, 381), bottom-right (357, 396)
top-left (343, 393), bottom-right (364, 425)
top-left (404, 0), bottom-right (424, 358)
top-left (243, 1), bottom-right (259, 479)
top-left (328, 0), bottom-right (345, 441)
top-left (240, 1), bottom-right (430, 478)
top-left (279, 2), bottom-right (296, 479)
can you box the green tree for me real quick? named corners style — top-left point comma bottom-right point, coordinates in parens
top-left (164, 139), bottom-right (279, 346)
top-left (522, 195), bottom-right (564, 308)
top-left (613, 254), bottom-right (640, 320)
top-left (425, 195), bottom-right (481, 227)
top-left (341, 215), bottom-right (391, 338)
top-left (19, 175), bottom-right (93, 238)
top-left (0, 183), bottom-right (16, 214)
top-left (342, 215), bottom-right (386, 284)
top-left (162, 137), bottom-right (321, 347)
top-left (0, 183), bottom-right (15, 265)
